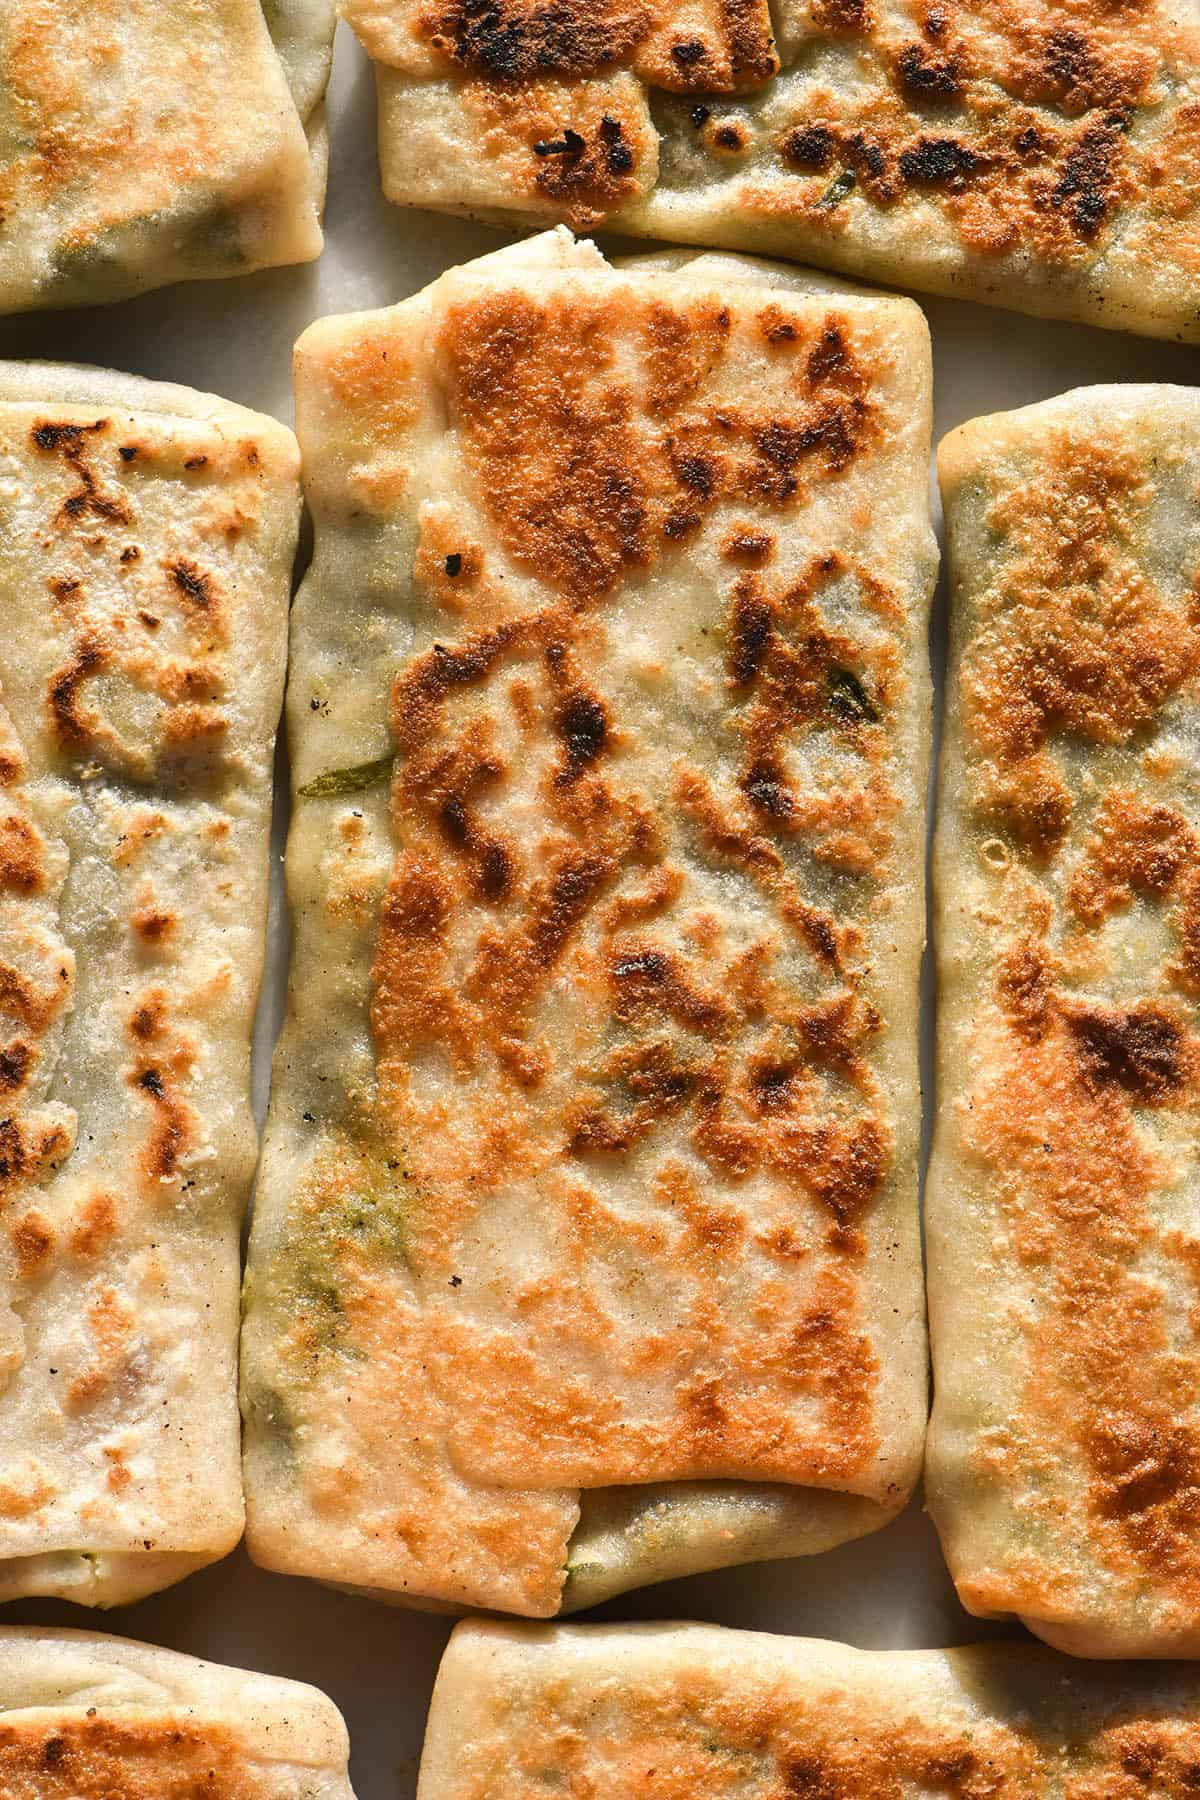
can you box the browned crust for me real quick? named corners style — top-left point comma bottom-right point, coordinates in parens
top-left (359, 0), bottom-right (1200, 326)
top-left (0, 1714), bottom-right (287, 1798)
top-left (289, 283), bottom-right (915, 1497)
top-left (416, 0), bottom-right (778, 92)
top-left (937, 407), bottom-right (1200, 1639)
top-left (427, 1629), bottom-right (1200, 1796)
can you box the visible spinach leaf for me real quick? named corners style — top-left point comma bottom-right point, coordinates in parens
top-left (818, 168), bottom-right (856, 208)
top-left (827, 666), bottom-right (881, 723)
top-left (298, 756), bottom-right (393, 799)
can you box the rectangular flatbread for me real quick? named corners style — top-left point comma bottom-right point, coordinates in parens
top-left (240, 229), bottom-right (935, 1615)
top-left (0, 362), bottom-right (298, 1604)
top-left (928, 385), bottom-right (1200, 1657)
top-left (345, 0), bottom-right (1200, 345)
top-left (0, 1625), bottom-right (354, 1798)
top-left (0, 0), bottom-right (335, 315)
top-left (418, 1619), bottom-right (1200, 1798)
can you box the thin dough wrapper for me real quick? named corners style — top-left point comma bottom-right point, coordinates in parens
top-left (928, 385), bottom-right (1200, 1657)
top-left (0, 362), bottom-right (298, 1605)
top-left (241, 229), bottom-right (934, 1616)
top-left (0, 1626), bottom-right (354, 1797)
top-left (0, 0), bottom-right (335, 316)
top-left (349, 0), bottom-right (1200, 345)
top-left (418, 1620), bottom-right (1200, 1798)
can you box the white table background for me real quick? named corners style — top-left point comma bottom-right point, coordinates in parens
top-left (3, 23), bottom-right (1199, 1797)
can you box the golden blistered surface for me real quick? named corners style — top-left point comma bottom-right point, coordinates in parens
top-left (0, 389), bottom-right (294, 1600)
top-left (348, 295), bottom-right (889, 1488)
top-left (423, 1628), bottom-right (1200, 1799)
top-left (0, 1715), bottom-right (281, 1799)
top-left (0, 415), bottom-right (264, 1264)
top-left (931, 397), bottom-right (1200, 1650)
top-left (0, 0), bottom-right (323, 310)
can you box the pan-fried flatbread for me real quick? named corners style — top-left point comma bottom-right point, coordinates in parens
top-left (240, 229), bottom-right (935, 1616)
top-left (0, 1625), bottom-right (354, 1797)
top-left (418, 1620), bottom-right (1200, 1798)
top-left (0, 362), bottom-right (298, 1605)
top-left (0, 0), bottom-right (335, 315)
top-left (345, 0), bottom-right (1200, 345)
top-left (928, 385), bottom-right (1200, 1657)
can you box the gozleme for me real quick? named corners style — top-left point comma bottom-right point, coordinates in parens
top-left (241, 230), bottom-right (935, 1614)
top-left (0, 362), bottom-right (297, 1604)
top-left (345, 0), bottom-right (1200, 344)
top-left (929, 385), bottom-right (1200, 1656)
top-left (418, 1621), bottom-right (1200, 1797)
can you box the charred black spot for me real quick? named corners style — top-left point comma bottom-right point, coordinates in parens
top-left (169, 560), bottom-right (213, 608)
top-left (819, 0), bottom-right (870, 27)
top-left (755, 405), bottom-right (858, 475)
top-left (0, 1117), bottom-right (23, 1185)
top-left (1068, 1003), bottom-right (1185, 1103)
top-left (729, 591), bottom-right (773, 686)
top-left (897, 42), bottom-right (961, 100)
top-left (756, 421), bottom-right (807, 471)
top-left (0, 1041), bottom-right (31, 1093)
top-left (781, 124), bottom-right (835, 171)
top-left (557, 691), bottom-right (608, 777)
top-left (42, 1738), bottom-right (67, 1770)
top-left (744, 758), bottom-right (793, 820)
top-left (804, 911), bottom-right (840, 967)
top-left (1052, 122), bottom-right (1121, 238)
top-left (713, 122), bottom-right (746, 151)
top-left (599, 113), bottom-right (634, 173)
top-left (723, 529), bottom-right (773, 565)
top-left (533, 126), bottom-right (586, 158)
top-left (569, 1042), bottom-right (699, 1154)
top-left (439, 793), bottom-right (470, 845)
top-left (844, 131), bottom-right (886, 178)
top-left (690, 104), bottom-right (711, 127)
top-left (807, 325), bottom-right (847, 385)
top-left (118, 445), bottom-right (138, 462)
top-left (664, 507), bottom-right (701, 540)
top-left (138, 1068), bottom-right (166, 1099)
top-left (612, 949), bottom-right (669, 985)
top-left (899, 135), bottom-right (981, 185)
top-left (1044, 26), bottom-right (1095, 99)
top-left (1015, 125), bottom-right (1046, 156)
top-left (675, 453), bottom-right (717, 497)
top-left (444, 552), bottom-right (463, 576)
top-left (32, 423), bottom-right (89, 453)
top-left (671, 37), bottom-right (706, 65)
top-left (479, 840), bottom-right (512, 900)
top-left (750, 1061), bottom-right (795, 1109)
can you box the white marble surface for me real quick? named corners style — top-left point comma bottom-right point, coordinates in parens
top-left (2, 21), bottom-right (1199, 1798)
